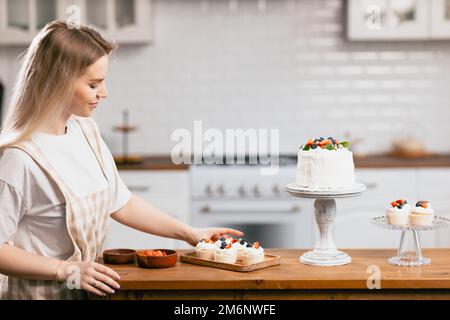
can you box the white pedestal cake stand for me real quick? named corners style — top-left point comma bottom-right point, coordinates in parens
top-left (284, 182), bottom-right (366, 267)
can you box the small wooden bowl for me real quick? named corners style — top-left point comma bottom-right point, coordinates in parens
top-left (136, 249), bottom-right (177, 269)
top-left (103, 249), bottom-right (136, 265)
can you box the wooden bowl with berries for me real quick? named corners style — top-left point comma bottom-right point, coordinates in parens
top-left (135, 249), bottom-right (178, 269)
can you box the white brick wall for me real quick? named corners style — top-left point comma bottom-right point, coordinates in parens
top-left (1, 0), bottom-right (450, 155)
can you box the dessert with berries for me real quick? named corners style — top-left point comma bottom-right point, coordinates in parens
top-left (297, 137), bottom-right (355, 190)
top-left (241, 241), bottom-right (265, 265)
top-left (195, 239), bottom-right (217, 260)
top-left (231, 238), bottom-right (249, 262)
top-left (409, 200), bottom-right (434, 226)
top-left (214, 241), bottom-right (238, 264)
top-left (386, 199), bottom-right (410, 226)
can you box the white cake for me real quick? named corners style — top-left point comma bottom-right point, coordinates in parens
top-left (296, 137), bottom-right (355, 190)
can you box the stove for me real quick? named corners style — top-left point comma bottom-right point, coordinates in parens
top-left (190, 155), bottom-right (314, 248)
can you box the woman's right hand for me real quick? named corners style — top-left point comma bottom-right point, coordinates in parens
top-left (56, 260), bottom-right (121, 297)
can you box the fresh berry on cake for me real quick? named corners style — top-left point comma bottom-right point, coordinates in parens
top-left (410, 200), bottom-right (434, 226)
top-left (214, 236), bottom-right (233, 248)
top-left (241, 241), bottom-right (265, 265)
top-left (386, 199), bottom-right (410, 226)
top-left (195, 239), bottom-right (216, 260)
top-left (297, 137), bottom-right (355, 190)
top-left (214, 241), bottom-right (238, 264)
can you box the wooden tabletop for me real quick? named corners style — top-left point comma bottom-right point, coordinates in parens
top-left (104, 249), bottom-right (450, 290)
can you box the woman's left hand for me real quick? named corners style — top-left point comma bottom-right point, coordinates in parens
top-left (187, 227), bottom-right (244, 247)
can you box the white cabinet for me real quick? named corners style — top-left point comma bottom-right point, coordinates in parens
top-left (105, 170), bottom-right (191, 251)
top-left (417, 169), bottom-right (450, 247)
top-left (0, 0), bottom-right (151, 45)
top-left (62, 0), bottom-right (152, 44)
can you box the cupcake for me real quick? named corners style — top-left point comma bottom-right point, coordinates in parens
top-left (214, 241), bottom-right (238, 264)
top-left (241, 242), bottom-right (265, 265)
top-left (231, 238), bottom-right (248, 262)
top-left (409, 200), bottom-right (434, 226)
top-left (195, 239), bottom-right (216, 260)
top-left (386, 199), bottom-right (410, 226)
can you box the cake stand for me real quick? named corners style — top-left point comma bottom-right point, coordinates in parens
top-left (371, 216), bottom-right (450, 266)
top-left (284, 182), bottom-right (366, 266)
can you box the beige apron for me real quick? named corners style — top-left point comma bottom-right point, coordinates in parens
top-left (0, 117), bottom-right (112, 299)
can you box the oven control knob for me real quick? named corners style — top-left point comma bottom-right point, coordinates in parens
top-left (238, 185), bottom-right (246, 197)
top-left (205, 184), bottom-right (214, 196)
top-left (217, 184), bottom-right (226, 195)
top-left (253, 185), bottom-right (261, 197)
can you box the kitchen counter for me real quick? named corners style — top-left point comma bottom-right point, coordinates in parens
top-left (94, 249), bottom-right (450, 300)
top-left (115, 154), bottom-right (450, 171)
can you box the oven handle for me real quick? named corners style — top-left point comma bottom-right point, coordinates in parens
top-left (200, 205), bottom-right (302, 214)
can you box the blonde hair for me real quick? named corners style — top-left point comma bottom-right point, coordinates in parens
top-left (0, 20), bottom-right (116, 151)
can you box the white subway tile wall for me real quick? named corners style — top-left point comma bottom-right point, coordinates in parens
top-left (1, 0), bottom-right (450, 155)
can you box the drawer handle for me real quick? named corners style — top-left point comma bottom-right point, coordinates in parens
top-left (127, 185), bottom-right (150, 192)
top-left (200, 205), bottom-right (301, 214)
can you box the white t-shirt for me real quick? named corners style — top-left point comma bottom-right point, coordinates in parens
top-left (0, 116), bottom-right (131, 259)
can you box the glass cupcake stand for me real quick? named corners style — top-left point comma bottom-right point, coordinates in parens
top-left (284, 182), bottom-right (366, 266)
top-left (371, 216), bottom-right (450, 266)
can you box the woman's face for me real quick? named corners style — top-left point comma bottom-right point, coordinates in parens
top-left (70, 55), bottom-right (109, 117)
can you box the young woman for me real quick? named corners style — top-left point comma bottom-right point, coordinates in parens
top-left (0, 20), bottom-right (242, 300)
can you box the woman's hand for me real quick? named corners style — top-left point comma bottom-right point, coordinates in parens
top-left (187, 227), bottom-right (244, 246)
top-left (56, 261), bottom-right (121, 297)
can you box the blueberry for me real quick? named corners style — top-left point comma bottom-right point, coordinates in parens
top-left (219, 237), bottom-right (225, 242)
top-left (239, 239), bottom-right (246, 245)
top-left (319, 137), bottom-right (324, 141)
top-left (311, 143), bottom-right (318, 149)
top-left (220, 242), bottom-right (227, 249)
top-left (398, 204), bottom-right (403, 209)
top-left (246, 243), bottom-right (252, 248)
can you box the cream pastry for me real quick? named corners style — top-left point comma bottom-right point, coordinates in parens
top-left (241, 242), bottom-right (265, 265)
top-left (214, 241), bottom-right (238, 264)
top-left (409, 200), bottom-right (434, 226)
top-left (195, 239), bottom-right (216, 260)
top-left (386, 199), bottom-right (410, 226)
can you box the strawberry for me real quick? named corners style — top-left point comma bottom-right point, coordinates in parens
top-left (253, 242), bottom-right (260, 249)
top-left (306, 139), bottom-right (314, 146)
top-left (396, 199), bottom-right (404, 205)
top-left (225, 243), bottom-right (232, 249)
top-left (391, 201), bottom-right (398, 207)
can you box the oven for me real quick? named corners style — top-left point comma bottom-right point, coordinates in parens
top-left (190, 158), bottom-right (314, 248)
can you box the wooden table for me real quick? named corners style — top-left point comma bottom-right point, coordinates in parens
top-left (97, 249), bottom-right (450, 300)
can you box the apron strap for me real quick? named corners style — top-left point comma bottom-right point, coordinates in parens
top-left (74, 117), bottom-right (109, 183)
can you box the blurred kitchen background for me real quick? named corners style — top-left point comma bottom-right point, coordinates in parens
top-left (0, 0), bottom-right (450, 250)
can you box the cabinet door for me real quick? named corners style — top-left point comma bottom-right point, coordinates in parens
top-left (0, 0), bottom-right (63, 45)
top-left (62, 0), bottom-right (151, 43)
top-left (105, 170), bottom-right (190, 250)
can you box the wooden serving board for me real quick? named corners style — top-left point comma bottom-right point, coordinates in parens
top-left (180, 251), bottom-right (280, 272)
